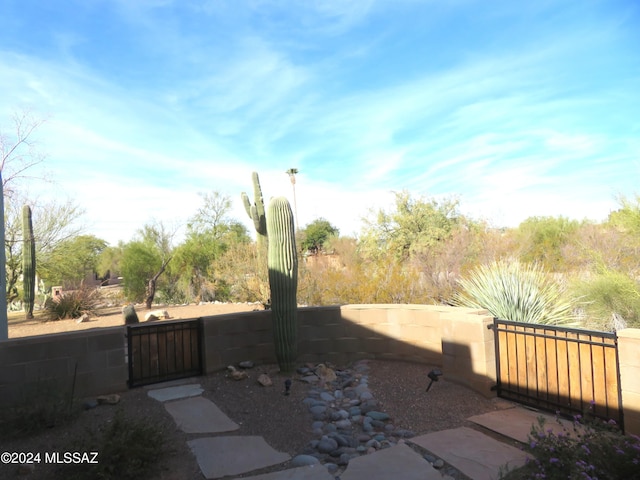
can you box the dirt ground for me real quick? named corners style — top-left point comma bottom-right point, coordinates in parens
top-left (7, 302), bottom-right (262, 339)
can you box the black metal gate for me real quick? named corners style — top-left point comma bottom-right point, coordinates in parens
top-left (127, 318), bottom-right (203, 387)
top-left (490, 318), bottom-right (623, 429)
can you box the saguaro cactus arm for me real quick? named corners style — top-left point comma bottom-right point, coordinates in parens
top-left (241, 172), bottom-right (267, 239)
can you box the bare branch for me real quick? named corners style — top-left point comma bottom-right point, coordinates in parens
top-left (0, 110), bottom-right (48, 197)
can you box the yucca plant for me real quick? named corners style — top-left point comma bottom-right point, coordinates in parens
top-left (452, 260), bottom-right (576, 325)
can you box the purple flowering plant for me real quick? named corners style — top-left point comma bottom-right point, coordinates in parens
top-left (500, 404), bottom-right (640, 479)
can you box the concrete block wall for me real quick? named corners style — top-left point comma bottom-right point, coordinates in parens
top-left (0, 327), bottom-right (127, 408)
top-left (617, 329), bottom-right (640, 435)
top-left (200, 304), bottom-right (496, 396)
top-left (5, 304), bottom-right (634, 434)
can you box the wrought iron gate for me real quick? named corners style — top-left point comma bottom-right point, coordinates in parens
top-left (127, 318), bottom-right (203, 387)
top-left (490, 318), bottom-right (623, 429)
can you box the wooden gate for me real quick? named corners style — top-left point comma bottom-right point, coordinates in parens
top-left (127, 318), bottom-right (203, 388)
top-left (490, 319), bottom-right (623, 428)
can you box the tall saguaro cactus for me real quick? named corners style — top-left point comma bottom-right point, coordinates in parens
top-left (267, 196), bottom-right (298, 372)
top-left (22, 205), bottom-right (36, 320)
top-left (0, 172), bottom-right (7, 340)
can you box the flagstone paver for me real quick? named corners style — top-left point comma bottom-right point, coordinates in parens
top-left (469, 406), bottom-right (572, 443)
top-left (164, 396), bottom-right (240, 433)
top-left (340, 443), bottom-right (442, 480)
top-left (411, 427), bottom-right (529, 480)
top-left (147, 383), bottom-right (204, 402)
top-left (188, 436), bottom-right (290, 479)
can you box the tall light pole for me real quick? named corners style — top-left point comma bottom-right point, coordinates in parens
top-left (285, 168), bottom-right (299, 230)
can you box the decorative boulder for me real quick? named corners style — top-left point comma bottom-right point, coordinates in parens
top-left (145, 310), bottom-right (170, 321)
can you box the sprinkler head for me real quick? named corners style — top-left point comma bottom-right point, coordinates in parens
top-left (284, 378), bottom-right (292, 396)
top-left (426, 369), bottom-right (443, 392)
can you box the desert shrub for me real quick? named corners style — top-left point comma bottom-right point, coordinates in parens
top-left (299, 252), bottom-right (434, 306)
top-left (61, 409), bottom-right (166, 480)
top-left (517, 216), bottom-right (581, 271)
top-left (452, 260), bottom-right (576, 325)
top-left (0, 378), bottom-right (78, 438)
top-left (45, 285), bottom-right (101, 320)
top-left (501, 408), bottom-right (639, 479)
top-left (571, 269), bottom-right (640, 330)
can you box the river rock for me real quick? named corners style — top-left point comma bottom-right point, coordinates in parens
top-left (291, 455), bottom-right (320, 467)
top-left (365, 411), bottom-right (390, 421)
top-left (317, 437), bottom-right (338, 453)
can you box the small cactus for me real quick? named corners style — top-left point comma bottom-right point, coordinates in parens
top-left (267, 196), bottom-right (298, 372)
top-left (22, 205), bottom-right (36, 320)
top-left (122, 304), bottom-right (139, 325)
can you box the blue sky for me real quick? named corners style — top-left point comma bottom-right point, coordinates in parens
top-left (1, 0), bottom-right (639, 246)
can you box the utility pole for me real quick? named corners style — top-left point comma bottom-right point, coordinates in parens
top-left (285, 168), bottom-right (299, 230)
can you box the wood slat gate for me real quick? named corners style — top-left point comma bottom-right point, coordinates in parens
top-left (490, 318), bottom-right (624, 429)
top-left (127, 318), bottom-right (203, 388)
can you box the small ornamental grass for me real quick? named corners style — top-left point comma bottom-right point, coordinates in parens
top-left (453, 260), bottom-right (576, 325)
top-left (502, 404), bottom-right (640, 479)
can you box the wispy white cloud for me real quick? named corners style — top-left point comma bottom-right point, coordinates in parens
top-left (0, 0), bottom-right (638, 245)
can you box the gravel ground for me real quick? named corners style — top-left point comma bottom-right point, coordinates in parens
top-left (0, 359), bottom-right (505, 480)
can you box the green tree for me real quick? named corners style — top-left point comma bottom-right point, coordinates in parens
top-left (121, 241), bottom-right (162, 303)
top-left (97, 243), bottom-right (125, 281)
top-left (300, 218), bottom-right (339, 253)
top-left (168, 232), bottom-right (225, 302)
top-left (517, 216), bottom-right (580, 271)
top-left (120, 222), bottom-right (174, 306)
top-left (359, 190), bottom-right (463, 259)
top-left (608, 194), bottom-right (640, 234)
top-left (168, 192), bottom-right (250, 303)
top-left (39, 235), bottom-right (108, 287)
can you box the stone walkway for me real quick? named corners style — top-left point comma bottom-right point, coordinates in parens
top-left (146, 379), bottom-right (552, 480)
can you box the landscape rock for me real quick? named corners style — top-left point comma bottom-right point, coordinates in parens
top-left (145, 309), bottom-right (170, 321)
top-left (257, 373), bottom-right (273, 387)
top-left (365, 411), bottom-right (390, 421)
top-left (75, 313), bottom-right (90, 323)
top-left (239, 360), bottom-right (255, 369)
top-left (315, 364), bottom-right (337, 383)
top-left (291, 454), bottom-right (320, 467)
top-left (96, 394), bottom-right (120, 405)
top-left (317, 437), bottom-right (338, 453)
top-left (226, 365), bottom-right (249, 380)
top-left (83, 399), bottom-right (99, 410)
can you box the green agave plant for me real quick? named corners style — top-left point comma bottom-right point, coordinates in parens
top-left (453, 260), bottom-right (576, 325)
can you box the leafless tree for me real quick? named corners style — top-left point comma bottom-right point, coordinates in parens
top-left (0, 110), bottom-right (48, 198)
